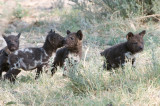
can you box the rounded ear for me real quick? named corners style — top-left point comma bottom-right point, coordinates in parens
top-left (67, 30), bottom-right (71, 35)
top-left (17, 33), bottom-right (21, 38)
top-left (126, 32), bottom-right (134, 40)
top-left (2, 34), bottom-right (7, 40)
top-left (139, 30), bottom-right (146, 36)
top-left (49, 29), bottom-right (53, 33)
top-left (76, 30), bottom-right (83, 40)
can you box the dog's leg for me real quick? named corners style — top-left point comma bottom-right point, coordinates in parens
top-left (35, 66), bottom-right (43, 79)
top-left (4, 69), bottom-right (21, 83)
top-left (51, 64), bottom-right (57, 76)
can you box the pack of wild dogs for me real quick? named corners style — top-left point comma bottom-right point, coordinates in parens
top-left (0, 29), bottom-right (146, 83)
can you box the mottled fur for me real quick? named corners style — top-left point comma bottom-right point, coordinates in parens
top-left (51, 30), bottom-right (83, 76)
top-left (0, 33), bottom-right (21, 79)
top-left (4, 30), bottom-right (64, 82)
top-left (101, 30), bottom-right (146, 70)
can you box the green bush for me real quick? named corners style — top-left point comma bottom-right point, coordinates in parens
top-left (13, 4), bottom-right (28, 19)
top-left (65, 58), bottom-right (106, 95)
top-left (70, 0), bottom-right (156, 20)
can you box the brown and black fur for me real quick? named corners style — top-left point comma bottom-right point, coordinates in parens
top-left (4, 30), bottom-right (64, 82)
top-left (0, 33), bottom-right (21, 79)
top-left (51, 30), bottom-right (83, 76)
top-left (100, 30), bottom-right (146, 70)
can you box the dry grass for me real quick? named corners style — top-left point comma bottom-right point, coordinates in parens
top-left (0, 0), bottom-right (160, 105)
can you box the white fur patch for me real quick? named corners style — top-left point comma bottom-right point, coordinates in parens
top-left (20, 48), bottom-right (33, 53)
top-left (123, 52), bottom-right (135, 67)
top-left (52, 53), bottom-right (56, 59)
top-left (28, 60), bottom-right (39, 69)
top-left (7, 59), bottom-right (10, 64)
top-left (11, 48), bottom-right (50, 71)
top-left (112, 64), bottom-right (116, 67)
top-left (125, 52), bottom-right (134, 59)
top-left (13, 63), bottom-right (17, 68)
top-left (28, 57), bottom-right (48, 70)
top-left (68, 53), bottom-right (80, 62)
top-left (14, 51), bottom-right (18, 55)
top-left (41, 48), bottom-right (49, 59)
top-left (43, 49), bottom-right (48, 57)
top-left (19, 58), bottom-right (27, 69)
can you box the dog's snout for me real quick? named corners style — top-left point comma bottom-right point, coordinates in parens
top-left (139, 46), bottom-right (143, 50)
top-left (62, 39), bottom-right (66, 45)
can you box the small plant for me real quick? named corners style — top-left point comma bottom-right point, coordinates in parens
top-left (13, 4), bottom-right (28, 19)
top-left (71, 0), bottom-right (155, 17)
top-left (65, 59), bottom-right (106, 95)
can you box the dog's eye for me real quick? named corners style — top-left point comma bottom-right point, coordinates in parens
top-left (70, 37), bottom-right (73, 40)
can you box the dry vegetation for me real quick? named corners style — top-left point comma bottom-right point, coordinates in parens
top-left (0, 0), bottom-right (160, 105)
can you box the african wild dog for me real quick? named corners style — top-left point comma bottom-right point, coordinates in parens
top-left (0, 33), bottom-right (21, 79)
top-left (100, 30), bottom-right (146, 70)
top-left (51, 30), bottom-right (83, 76)
top-left (4, 30), bottom-right (64, 82)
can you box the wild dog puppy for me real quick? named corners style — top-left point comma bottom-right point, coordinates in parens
top-left (101, 30), bottom-right (146, 70)
top-left (4, 30), bottom-right (64, 82)
top-left (0, 33), bottom-right (21, 79)
top-left (51, 30), bottom-right (83, 76)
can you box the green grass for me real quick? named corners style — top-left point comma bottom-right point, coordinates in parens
top-left (13, 3), bottom-right (28, 19)
top-left (0, 0), bottom-right (160, 105)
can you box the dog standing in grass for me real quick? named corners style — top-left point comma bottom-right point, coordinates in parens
top-left (101, 30), bottom-right (146, 70)
top-left (51, 30), bottom-right (83, 76)
top-left (4, 30), bottom-right (64, 82)
top-left (0, 33), bottom-right (21, 79)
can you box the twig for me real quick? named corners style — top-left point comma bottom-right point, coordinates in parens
top-left (135, 14), bottom-right (160, 20)
top-left (83, 47), bottom-right (89, 67)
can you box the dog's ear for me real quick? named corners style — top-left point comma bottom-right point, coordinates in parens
top-left (17, 33), bottom-right (21, 38)
top-left (67, 30), bottom-right (71, 35)
top-left (49, 29), bottom-right (53, 33)
top-left (2, 34), bottom-right (7, 41)
top-left (126, 32), bottom-right (134, 40)
top-left (53, 30), bottom-right (55, 34)
top-left (139, 30), bottom-right (146, 37)
top-left (48, 30), bottom-right (56, 43)
top-left (76, 30), bottom-right (83, 40)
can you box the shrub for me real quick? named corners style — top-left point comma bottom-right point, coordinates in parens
top-left (66, 58), bottom-right (106, 95)
top-left (13, 4), bottom-right (28, 19)
top-left (70, 0), bottom-right (156, 20)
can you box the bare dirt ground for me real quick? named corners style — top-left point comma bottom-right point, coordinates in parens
top-left (0, 0), bottom-right (73, 49)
